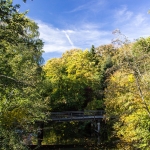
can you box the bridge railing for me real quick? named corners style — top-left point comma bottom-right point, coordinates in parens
top-left (84, 110), bottom-right (105, 115)
top-left (48, 110), bottom-right (105, 121)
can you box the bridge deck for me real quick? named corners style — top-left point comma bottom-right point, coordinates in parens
top-left (47, 110), bottom-right (105, 122)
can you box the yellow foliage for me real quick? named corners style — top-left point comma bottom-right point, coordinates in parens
top-left (128, 74), bottom-right (135, 82)
top-left (1, 108), bottom-right (28, 129)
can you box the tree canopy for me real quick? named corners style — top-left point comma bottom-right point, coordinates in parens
top-left (44, 49), bottom-right (102, 111)
top-left (1, 0), bottom-right (150, 149)
top-left (104, 37), bottom-right (150, 149)
top-left (0, 0), bottom-right (47, 149)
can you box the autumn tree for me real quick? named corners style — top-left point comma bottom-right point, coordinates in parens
top-left (44, 49), bottom-right (101, 111)
top-left (90, 44), bottom-right (116, 103)
top-left (0, 0), bottom-right (47, 149)
top-left (105, 37), bottom-right (150, 149)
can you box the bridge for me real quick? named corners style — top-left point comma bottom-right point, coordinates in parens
top-left (36, 110), bottom-right (105, 145)
top-left (47, 110), bottom-right (105, 122)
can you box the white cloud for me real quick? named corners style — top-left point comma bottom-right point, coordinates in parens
top-left (36, 5), bottom-right (150, 54)
top-left (37, 20), bottom-right (112, 53)
top-left (133, 14), bottom-right (146, 27)
top-left (121, 13), bottom-right (150, 40)
top-left (113, 6), bottom-right (150, 41)
top-left (37, 21), bottom-right (74, 52)
top-left (114, 6), bottom-right (133, 23)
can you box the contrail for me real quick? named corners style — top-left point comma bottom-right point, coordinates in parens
top-left (63, 30), bottom-right (74, 48)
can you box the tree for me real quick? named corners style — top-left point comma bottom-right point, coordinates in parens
top-left (90, 45), bottom-right (96, 56)
top-left (104, 37), bottom-right (150, 149)
top-left (44, 49), bottom-right (101, 111)
top-left (95, 44), bottom-right (116, 100)
top-left (0, 0), bottom-right (46, 149)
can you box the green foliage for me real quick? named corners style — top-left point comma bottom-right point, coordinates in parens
top-left (44, 49), bottom-right (101, 111)
top-left (93, 44), bottom-right (116, 101)
top-left (105, 37), bottom-right (150, 149)
top-left (0, 1), bottom-right (47, 149)
top-left (42, 122), bottom-right (95, 146)
top-left (2, 1), bottom-right (149, 148)
top-left (90, 45), bottom-right (96, 57)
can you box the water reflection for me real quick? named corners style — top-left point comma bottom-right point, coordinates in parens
top-left (41, 121), bottom-right (107, 149)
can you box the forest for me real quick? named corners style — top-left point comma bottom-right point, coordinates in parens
top-left (0, 0), bottom-right (150, 149)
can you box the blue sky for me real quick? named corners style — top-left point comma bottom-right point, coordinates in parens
top-left (13, 0), bottom-right (150, 63)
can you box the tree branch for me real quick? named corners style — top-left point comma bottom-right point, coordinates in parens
top-left (0, 74), bottom-right (34, 87)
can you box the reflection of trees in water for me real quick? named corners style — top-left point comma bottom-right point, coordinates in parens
top-left (42, 122), bottom-right (94, 145)
top-left (42, 121), bottom-right (110, 147)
